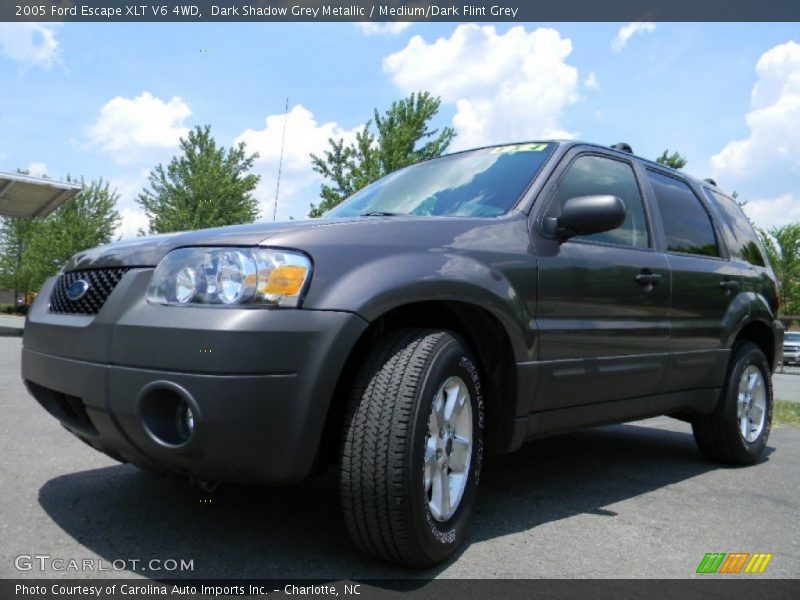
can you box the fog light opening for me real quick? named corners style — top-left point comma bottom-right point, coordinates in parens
top-left (138, 383), bottom-right (199, 448)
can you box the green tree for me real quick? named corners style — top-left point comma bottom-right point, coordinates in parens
top-left (137, 125), bottom-right (260, 234)
top-left (758, 224), bottom-right (800, 315)
top-left (0, 216), bottom-right (40, 304)
top-left (309, 91), bottom-right (455, 217)
top-left (656, 149), bottom-right (688, 170)
top-left (0, 177), bottom-right (122, 300)
top-left (26, 177), bottom-right (121, 290)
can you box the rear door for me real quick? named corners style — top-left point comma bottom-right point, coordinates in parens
top-left (533, 150), bottom-right (671, 410)
top-left (642, 169), bottom-right (742, 392)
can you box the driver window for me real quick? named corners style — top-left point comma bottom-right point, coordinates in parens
top-left (550, 155), bottom-right (650, 249)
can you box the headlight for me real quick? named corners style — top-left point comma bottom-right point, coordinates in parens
top-left (146, 247), bottom-right (312, 308)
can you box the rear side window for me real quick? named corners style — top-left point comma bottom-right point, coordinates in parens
top-left (550, 154), bottom-right (649, 249)
top-left (647, 170), bottom-right (719, 257)
top-left (704, 189), bottom-right (766, 267)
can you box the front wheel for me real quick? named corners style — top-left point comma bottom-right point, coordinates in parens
top-left (692, 342), bottom-right (773, 465)
top-left (339, 329), bottom-right (485, 567)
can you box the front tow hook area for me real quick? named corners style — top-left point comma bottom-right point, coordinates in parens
top-left (187, 472), bottom-right (220, 493)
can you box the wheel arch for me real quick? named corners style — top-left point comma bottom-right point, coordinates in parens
top-left (315, 299), bottom-right (521, 467)
top-left (731, 318), bottom-right (777, 372)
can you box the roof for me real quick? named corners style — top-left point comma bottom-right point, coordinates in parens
top-left (0, 171), bottom-right (82, 218)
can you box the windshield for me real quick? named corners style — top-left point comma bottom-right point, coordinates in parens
top-left (325, 143), bottom-right (554, 218)
top-left (787, 333), bottom-right (800, 343)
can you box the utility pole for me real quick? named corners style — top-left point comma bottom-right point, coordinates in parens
top-left (273, 97), bottom-right (289, 221)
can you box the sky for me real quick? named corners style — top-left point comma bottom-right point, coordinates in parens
top-left (0, 21), bottom-right (798, 238)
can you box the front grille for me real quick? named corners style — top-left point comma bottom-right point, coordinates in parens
top-left (49, 268), bottom-right (132, 315)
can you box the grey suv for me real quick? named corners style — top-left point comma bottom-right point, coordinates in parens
top-left (22, 141), bottom-right (783, 567)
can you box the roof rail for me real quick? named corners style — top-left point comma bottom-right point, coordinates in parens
top-left (610, 143), bottom-right (633, 154)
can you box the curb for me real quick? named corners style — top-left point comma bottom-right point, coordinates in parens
top-left (0, 325), bottom-right (24, 337)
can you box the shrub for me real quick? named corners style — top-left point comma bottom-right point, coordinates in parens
top-left (0, 304), bottom-right (28, 315)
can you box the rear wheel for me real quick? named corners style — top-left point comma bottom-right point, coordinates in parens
top-left (339, 329), bottom-right (485, 567)
top-left (692, 342), bottom-right (772, 465)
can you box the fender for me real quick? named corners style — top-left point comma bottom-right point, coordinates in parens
top-left (722, 290), bottom-right (757, 346)
top-left (309, 250), bottom-right (535, 362)
top-left (725, 290), bottom-right (777, 349)
top-left (727, 307), bottom-right (782, 373)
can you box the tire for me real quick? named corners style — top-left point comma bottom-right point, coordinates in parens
top-left (340, 328), bottom-right (485, 567)
top-left (692, 342), bottom-right (773, 465)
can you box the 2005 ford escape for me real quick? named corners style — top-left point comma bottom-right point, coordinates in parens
top-left (22, 141), bottom-right (783, 567)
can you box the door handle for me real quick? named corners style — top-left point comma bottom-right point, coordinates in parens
top-left (720, 279), bottom-right (740, 294)
top-left (635, 272), bottom-right (662, 287)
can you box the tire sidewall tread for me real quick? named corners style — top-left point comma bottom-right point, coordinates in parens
top-left (692, 341), bottom-right (773, 466)
top-left (339, 328), bottom-right (485, 568)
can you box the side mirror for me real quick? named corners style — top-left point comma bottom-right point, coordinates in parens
top-left (544, 195), bottom-right (626, 242)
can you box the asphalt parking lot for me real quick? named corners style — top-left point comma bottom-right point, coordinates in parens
top-left (1, 336), bottom-right (799, 580)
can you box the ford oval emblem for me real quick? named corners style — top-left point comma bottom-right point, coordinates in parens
top-left (66, 279), bottom-right (90, 302)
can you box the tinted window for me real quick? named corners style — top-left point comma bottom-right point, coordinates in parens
top-left (326, 143), bottom-right (554, 218)
top-left (704, 189), bottom-right (766, 267)
top-left (647, 171), bottom-right (719, 257)
top-left (550, 155), bottom-right (649, 248)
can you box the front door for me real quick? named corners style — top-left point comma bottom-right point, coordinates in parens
top-left (534, 151), bottom-right (671, 410)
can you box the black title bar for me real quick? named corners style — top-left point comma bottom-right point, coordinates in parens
top-left (2, 0), bottom-right (800, 22)
top-left (3, 579), bottom-right (800, 599)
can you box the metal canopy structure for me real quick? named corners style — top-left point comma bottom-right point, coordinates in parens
top-left (0, 171), bottom-right (82, 218)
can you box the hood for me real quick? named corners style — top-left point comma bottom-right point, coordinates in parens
top-left (63, 219), bottom-right (362, 271)
top-left (63, 214), bottom-right (524, 272)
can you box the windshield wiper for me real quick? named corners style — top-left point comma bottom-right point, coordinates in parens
top-left (360, 211), bottom-right (402, 217)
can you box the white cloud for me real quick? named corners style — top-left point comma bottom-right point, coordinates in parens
top-left (0, 23), bottom-right (62, 69)
top-left (26, 162), bottom-right (48, 177)
top-left (110, 169), bottom-right (150, 238)
top-left (237, 104), bottom-right (359, 171)
top-left (355, 22), bottom-right (411, 36)
top-left (235, 104), bottom-right (361, 220)
top-left (86, 92), bottom-right (191, 162)
top-left (584, 72), bottom-right (599, 90)
top-left (117, 205), bottom-right (150, 239)
top-left (611, 22), bottom-right (656, 53)
top-left (742, 194), bottom-right (800, 230)
top-left (383, 25), bottom-right (580, 149)
top-left (711, 41), bottom-right (800, 179)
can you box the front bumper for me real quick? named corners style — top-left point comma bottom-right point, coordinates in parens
top-left (22, 269), bottom-right (368, 484)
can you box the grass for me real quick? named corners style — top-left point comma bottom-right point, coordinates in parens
top-left (774, 400), bottom-right (800, 427)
